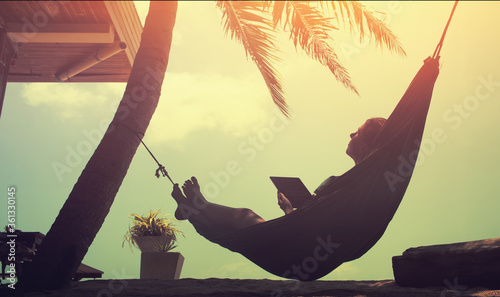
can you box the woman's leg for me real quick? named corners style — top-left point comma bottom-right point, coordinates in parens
top-left (171, 177), bottom-right (265, 232)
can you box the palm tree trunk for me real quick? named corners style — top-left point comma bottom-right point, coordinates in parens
top-left (19, 1), bottom-right (178, 291)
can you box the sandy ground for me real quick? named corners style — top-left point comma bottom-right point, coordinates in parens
top-left (2, 278), bottom-right (498, 297)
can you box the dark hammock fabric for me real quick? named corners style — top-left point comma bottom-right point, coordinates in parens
top-left (192, 56), bottom-right (441, 281)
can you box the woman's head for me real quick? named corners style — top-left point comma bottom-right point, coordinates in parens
top-left (346, 117), bottom-right (386, 164)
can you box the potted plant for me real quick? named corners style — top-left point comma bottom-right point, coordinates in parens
top-left (123, 210), bottom-right (185, 280)
top-left (122, 210), bottom-right (183, 253)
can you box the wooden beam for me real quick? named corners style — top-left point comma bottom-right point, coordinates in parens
top-left (5, 23), bottom-right (114, 43)
top-left (55, 41), bottom-right (126, 82)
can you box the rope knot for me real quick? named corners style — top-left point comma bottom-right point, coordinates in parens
top-left (155, 164), bottom-right (174, 184)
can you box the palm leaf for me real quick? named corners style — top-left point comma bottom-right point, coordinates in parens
top-left (331, 1), bottom-right (406, 56)
top-left (270, 1), bottom-right (286, 29)
top-left (278, 1), bottom-right (358, 94)
top-left (216, 1), bottom-right (290, 117)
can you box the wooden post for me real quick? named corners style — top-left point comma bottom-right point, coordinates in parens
top-left (0, 28), bottom-right (15, 119)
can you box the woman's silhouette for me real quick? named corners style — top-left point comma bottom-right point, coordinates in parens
top-left (170, 118), bottom-right (386, 233)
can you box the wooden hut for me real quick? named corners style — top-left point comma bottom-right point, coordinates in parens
top-left (0, 1), bottom-right (144, 280)
top-left (0, 1), bottom-right (143, 118)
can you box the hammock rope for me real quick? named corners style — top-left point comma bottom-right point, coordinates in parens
top-left (433, 1), bottom-right (459, 59)
top-left (115, 121), bottom-right (175, 185)
top-left (136, 134), bottom-right (175, 184)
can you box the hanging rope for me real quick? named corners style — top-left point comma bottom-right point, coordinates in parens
top-left (135, 134), bottom-right (175, 184)
top-left (433, 1), bottom-right (459, 59)
top-left (115, 121), bottom-right (175, 185)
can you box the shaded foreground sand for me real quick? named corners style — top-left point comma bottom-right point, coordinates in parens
top-left (13, 278), bottom-right (500, 297)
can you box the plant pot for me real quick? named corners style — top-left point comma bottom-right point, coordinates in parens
top-left (140, 252), bottom-right (184, 280)
top-left (133, 236), bottom-right (172, 253)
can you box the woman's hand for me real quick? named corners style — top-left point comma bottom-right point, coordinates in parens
top-left (277, 192), bottom-right (294, 215)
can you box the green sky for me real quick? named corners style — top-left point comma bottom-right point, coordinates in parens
top-left (1, 1), bottom-right (500, 282)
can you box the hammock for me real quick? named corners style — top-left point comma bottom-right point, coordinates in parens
top-left (191, 56), bottom-right (440, 281)
top-left (185, 2), bottom-right (460, 280)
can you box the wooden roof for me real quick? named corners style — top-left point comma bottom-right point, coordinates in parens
top-left (0, 1), bottom-right (143, 83)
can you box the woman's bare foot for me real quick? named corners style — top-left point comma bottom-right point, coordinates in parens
top-left (170, 177), bottom-right (210, 221)
top-left (171, 184), bottom-right (193, 220)
top-left (182, 176), bottom-right (208, 208)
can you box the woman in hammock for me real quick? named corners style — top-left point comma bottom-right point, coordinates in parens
top-left (170, 117), bottom-right (386, 233)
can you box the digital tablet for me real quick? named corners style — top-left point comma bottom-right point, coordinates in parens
top-left (270, 176), bottom-right (312, 208)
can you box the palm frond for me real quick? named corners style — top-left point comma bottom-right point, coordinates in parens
top-left (270, 1), bottom-right (286, 29)
top-left (331, 1), bottom-right (406, 56)
top-left (282, 1), bottom-right (358, 94)
top-left (216, 1), bottom-right (290, 118)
